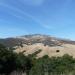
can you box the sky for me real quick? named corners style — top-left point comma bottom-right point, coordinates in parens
top-left (0, 0), bottom-right (75, 40)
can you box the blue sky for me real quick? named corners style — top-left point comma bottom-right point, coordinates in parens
top-left (0, 0), bottom-right (75, 40)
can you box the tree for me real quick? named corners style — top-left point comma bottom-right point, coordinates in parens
top-left (16, 53), bottom-right (32, 75)
top-left (29, 54), bottom-right (75, 75)
top-left (0, 44), bottom-right (17, 75)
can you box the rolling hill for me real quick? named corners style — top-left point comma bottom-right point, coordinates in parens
top-left (0, 34), bottom-right (75, 58)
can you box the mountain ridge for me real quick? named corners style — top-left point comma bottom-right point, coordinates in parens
top-left (0, 34), bottom-right (75, 47)
top-left (1, 34), bottom-right (75, 57)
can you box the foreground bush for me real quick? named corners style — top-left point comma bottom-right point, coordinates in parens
top-left (0, 44), bottom-right (17, 75)
top-left (30, 55), bottom-right (75, 75)
top-left (0, 44), bottom-right (75, 75)
top-left (0, 44), bottom-right (32, 75)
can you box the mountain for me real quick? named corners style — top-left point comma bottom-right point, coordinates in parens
top-left (0, 34), bottom-right (75, 47)
top-left (0, 34), bottom-right (75, 58)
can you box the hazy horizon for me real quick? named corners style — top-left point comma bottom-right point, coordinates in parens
top-left (0, 0), bottom-right (75, 40)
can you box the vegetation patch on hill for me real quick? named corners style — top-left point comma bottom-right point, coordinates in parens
top-left (0, 44), bottom-right (75, 75)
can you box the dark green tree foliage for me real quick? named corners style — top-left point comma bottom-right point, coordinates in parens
top-left (0, 44), bottom-right (32, 75)
top-left (16, 53), bottom-right (32, 75)
top-left (1, 43), bottom-right (75, 75)
top-left (28, 49), bottom-right (42, 58)
top-left (30, 54), bottom-right (75, 75)
top-left (0, 44), bottom-right (17, 75)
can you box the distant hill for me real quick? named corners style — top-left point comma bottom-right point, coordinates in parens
top-left (1, 34), bottom-right (75, 58)
top-left (0, 34), bottom-right (75, 47)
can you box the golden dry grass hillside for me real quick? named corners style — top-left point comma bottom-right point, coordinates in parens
top-left (1, 34), bottom-right (75, 58)
top-left (14, 43), bottom-right (75, 58)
